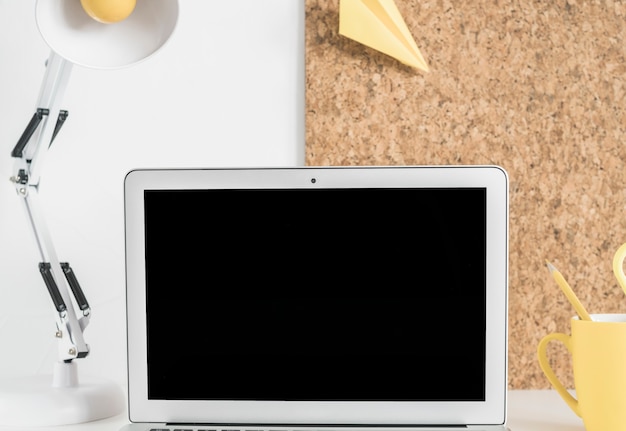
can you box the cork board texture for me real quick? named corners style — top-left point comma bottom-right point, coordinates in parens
top-left (305, 0), bottom-right (626, 389)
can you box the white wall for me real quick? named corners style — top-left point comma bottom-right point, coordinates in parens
top-left (0, 0), bottom-right (304, 392)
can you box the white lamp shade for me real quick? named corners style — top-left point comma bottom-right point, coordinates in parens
top-left (35, 0), bottom-right (179, 69)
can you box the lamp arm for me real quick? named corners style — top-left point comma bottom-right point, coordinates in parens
top-left (22, 192), bottom-right (91, 361)
top-left (13, 51), bottom-right (73, 186)
top-left (9, 51), bottom-right (90, 363)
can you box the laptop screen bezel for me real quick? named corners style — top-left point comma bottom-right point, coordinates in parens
top-left (124, 165), bottom-right (508, 426)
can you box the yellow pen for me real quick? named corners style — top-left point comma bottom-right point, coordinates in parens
top-left (546, 260), bottom-right (592, 321)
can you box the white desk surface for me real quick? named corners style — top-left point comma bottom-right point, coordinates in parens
top-left (0, 390), bottom-right (584, 431)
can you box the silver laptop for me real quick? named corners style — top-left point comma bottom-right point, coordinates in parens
top-left (121, 165), bottom-right (510, 431)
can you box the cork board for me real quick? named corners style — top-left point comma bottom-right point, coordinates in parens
top-left (305, 0), bottom-right (626, 389)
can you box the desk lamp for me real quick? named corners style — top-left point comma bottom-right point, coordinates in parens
top-left (0, 0), bottom-right (178, 426)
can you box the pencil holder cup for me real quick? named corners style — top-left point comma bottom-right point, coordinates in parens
top-left (537, 313), bottom-right (626, 431)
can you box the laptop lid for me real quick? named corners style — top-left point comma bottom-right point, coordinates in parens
top-left (123, 165), bottom-right (509, 429)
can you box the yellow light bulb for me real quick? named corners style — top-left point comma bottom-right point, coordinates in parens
top-left (80, 0), bottom-right (137, 24)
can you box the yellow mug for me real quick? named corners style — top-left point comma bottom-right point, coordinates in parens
top-left (613, 242), bottom-right (626, 295)
top-left (537, 313), bottom-right (626, 431)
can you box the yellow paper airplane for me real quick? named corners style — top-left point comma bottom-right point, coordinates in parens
top-left (339, 0), bottom-right (429, 72)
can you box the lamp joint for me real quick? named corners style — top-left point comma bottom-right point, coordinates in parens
top-left (9, 169), bottom-right (28, 185)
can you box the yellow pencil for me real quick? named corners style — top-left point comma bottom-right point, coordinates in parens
top-left (546, 260), bottom-right (592, 321)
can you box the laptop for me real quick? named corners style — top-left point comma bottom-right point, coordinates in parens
top-left (122, 165), bottom-right (510, 431)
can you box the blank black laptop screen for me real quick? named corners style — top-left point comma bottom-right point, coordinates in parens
top-left (143, 187), bottom-right (486, 402)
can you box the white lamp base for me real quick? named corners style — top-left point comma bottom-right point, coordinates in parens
top-left (0, 362), bottom-right (125, 427)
